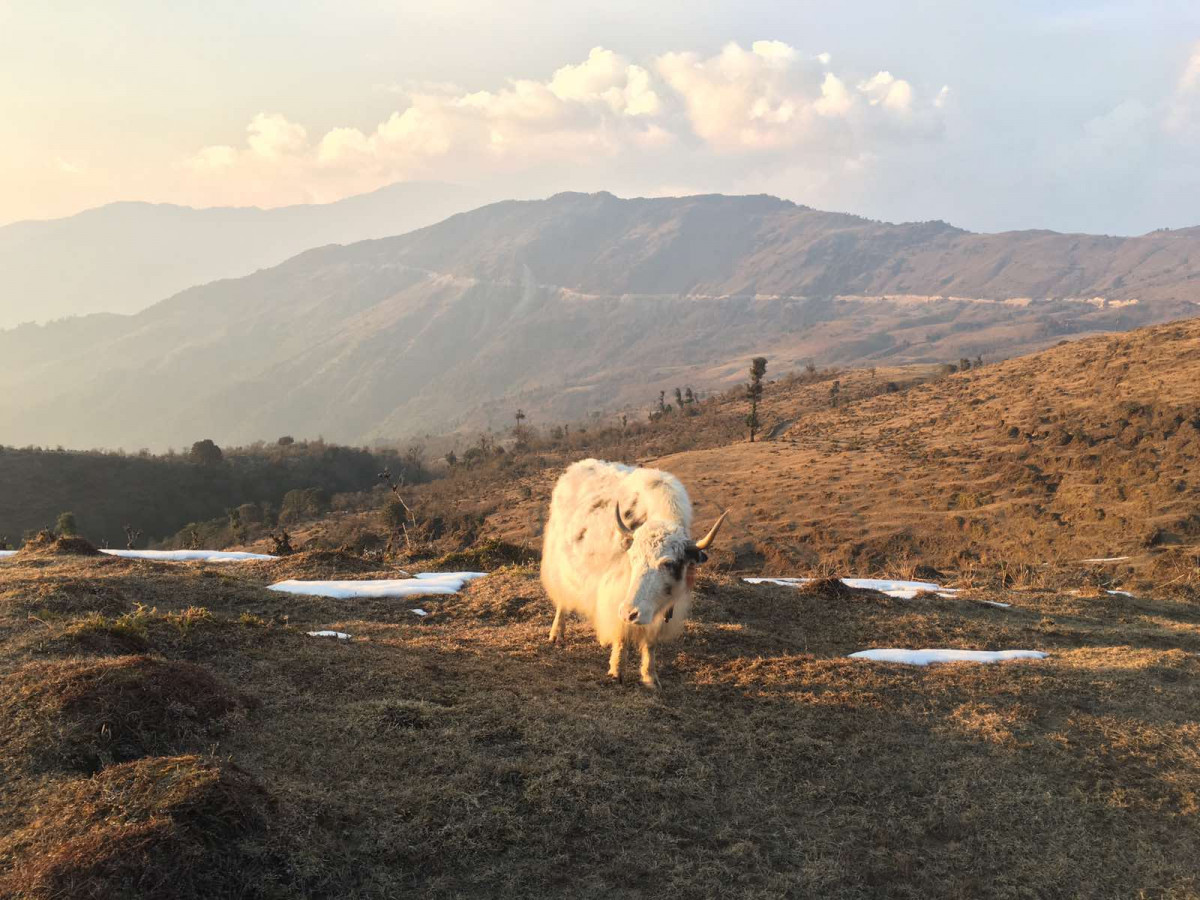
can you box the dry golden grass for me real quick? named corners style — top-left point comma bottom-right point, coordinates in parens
top-left (1, 552), bottom-right (1199, 898)
top-left (3, 322), bottom-right (1199, 897)
top-left (0, 754), bottom-right (276, 899)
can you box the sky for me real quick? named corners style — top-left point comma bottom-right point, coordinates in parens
top-left (2, 0), bottom-right (1199, 235)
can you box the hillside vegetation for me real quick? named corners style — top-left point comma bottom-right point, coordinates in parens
top-left (2, 192), bottom-right (1197, 449)
top-left (0, 440), bottom-right (425, 549)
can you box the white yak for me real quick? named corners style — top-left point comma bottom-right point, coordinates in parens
top-left (541, 458), bottom-right (727, 687)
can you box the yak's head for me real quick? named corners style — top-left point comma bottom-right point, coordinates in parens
top-left (614, 504), bottom-right (728, 628)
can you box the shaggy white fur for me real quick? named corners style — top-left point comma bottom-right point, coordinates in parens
top-left (541, 458), bottom-right (719, 687)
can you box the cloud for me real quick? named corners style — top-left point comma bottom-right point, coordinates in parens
top-left (857, 71), bottom-right (913, 113)
top-left (180, 41), bottom-right (947, 206)
top-left (246, 113), bottom-right (308, 159)
top-left (1165, 40), bottom-right (1200, 134)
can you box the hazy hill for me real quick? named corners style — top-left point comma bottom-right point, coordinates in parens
top-left (1, 191), bottom-right (1198, 450)
top-left (0, 181), bottom-right (488, 328)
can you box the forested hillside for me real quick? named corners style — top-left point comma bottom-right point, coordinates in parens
top-left (0, 439), bottom-right (425, 547)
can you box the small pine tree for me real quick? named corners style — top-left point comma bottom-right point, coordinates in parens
top-left (746, 356), bottom-right (767, 441)
top-left (444, 450), bottom-right (458, 467)
top-left (513, 409), bottom-right (528, 447)
top-left (959, 357), bottom-right (972, 372)
top-left (829, 380), bottom-right (841, 408)
top-left (674, 387), bottom-right (684, 408)
top-left (56, 511), bottom-right (78, 537)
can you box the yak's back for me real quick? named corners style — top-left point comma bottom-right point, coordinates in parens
top-left (545, 459), bottom-right (693, 568)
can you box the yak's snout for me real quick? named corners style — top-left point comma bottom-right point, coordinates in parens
top-left (619, 604), bottom-right (650, 626)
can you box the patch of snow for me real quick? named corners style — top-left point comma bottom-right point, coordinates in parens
top-left (745, 576), bottom-right (958, 599)
top-left (0, 550), bottom-right (17, 559)
top-left (100, 549), bottom-right (276, 562)
top-left (307, 630), bottom-right (351, 639)
top-left (1106, 589), bottom-right (1134, 597)
top-left (1080, 556), bottom-right (1130, 563)
top-left (981, 600), bottom-right (1011, 608)
top-left (268, 571), bottom-right (486, 599)
top-left (410, 608), bottom-right (429, 617)
top-left (850, 648), bottom-right (1047, 666)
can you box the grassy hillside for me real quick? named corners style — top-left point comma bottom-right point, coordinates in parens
top-left (452, 320), bottom-right (1200, 587)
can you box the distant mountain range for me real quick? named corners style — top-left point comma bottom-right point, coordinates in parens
top-left (0, 181), bottom-right (489, 327)
top-left (1, 191), bottom-right (1197, 450)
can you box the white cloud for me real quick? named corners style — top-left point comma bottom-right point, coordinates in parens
top-left (548, 47), bottom-right (661, 115)
top-left (814, 73), bottom-right (852, 117)
top-left (180, 41), bottom-right (946, 207)
top-left (185, 144), bottom-right (237, 171)
top-left (1165, 40), bottom-right (1200, 134)
top-left (857, 71), bottom-right (913, 113)
top-left (246, 113), bottom-right (308, 158)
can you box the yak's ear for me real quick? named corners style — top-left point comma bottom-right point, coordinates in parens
top-left (684, 545), bottom-right (709, 564)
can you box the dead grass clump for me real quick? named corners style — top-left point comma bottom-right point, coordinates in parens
top-left (0, 655), bottom-right (252, 773)
top-left (797, 576), bottom-right (881, 602)
top-left (429, 538), bottom-right (539, 572)
top-left (18, 580), bottom-right (132, 616)
top-left (0, 754), bottom-right (276, 900)
top-left (440, 571), bottom-right (545, 622)
top-left (260, 548), bottom-right (387, 581)
top-left (19, 530), bottom-right (101, 556)
top-left (42, 611), bottom-right (152, 656)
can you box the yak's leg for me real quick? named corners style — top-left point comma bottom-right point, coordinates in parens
top-left (640, 643), bottom-right (660, 688)
top-left (548, 606), bottom-right (566, 643)
top-left (608, 639), bottom-right (624, 682)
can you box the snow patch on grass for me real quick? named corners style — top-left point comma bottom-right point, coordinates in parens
top-left (268, 572), bottom-right (486, 599)
top-left (1081, 556), bottom-right (1131, 563)
top-left (100, 549), bottom-right (277, 562)
top-left (850, 648), bottom-right (1047, 666)
top-left (981, 600), bottom-right (1012, 608)
top-left (0, 550), bottom-right (16, 559)
top-left (307, 631), bottom-right (351, 640)
top-left (745, 576), bottom-right (958, 599)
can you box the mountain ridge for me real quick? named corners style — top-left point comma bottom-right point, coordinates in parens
top-left (1, 190), bottom-right (1197, 450)
top-left (0, 181), bottom-right (491, 328)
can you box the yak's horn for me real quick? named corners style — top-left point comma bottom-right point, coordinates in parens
top-left (614, 502), bottom-right (634, 536)
top-left (694, 510), bottom-right (729, 550)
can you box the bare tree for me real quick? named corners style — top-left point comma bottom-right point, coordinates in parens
top-left (123, 524), bottom-right (143, 550)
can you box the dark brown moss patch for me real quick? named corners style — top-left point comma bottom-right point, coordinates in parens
top-left (429, 538), bottom-right (539, 572)
top-left (20, 531), bottom-right (101, 556)
top-left (0, 754), bottom-right (276, 900)
top-left (0, 655), bottom-right (252, 773)
top-left (796, 576), bottom-right (883, 602)
top-left (258, 548), bottom-right (386, 581)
